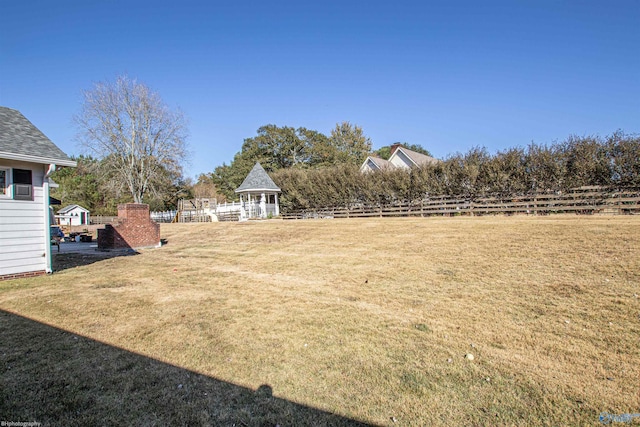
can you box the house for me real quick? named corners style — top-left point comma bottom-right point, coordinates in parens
top-left (359, 156), bottom-right (393, 173)
top-left (388, 143), bottom-right (439, 169)
top-left (57, 204), bottom-right (90, 226)
top-left (235, 162), bottom-right (281, 219)
top-left (360, 143), bottom-right (439, 173)
top-left (0, 106), bottom-right (76, 280)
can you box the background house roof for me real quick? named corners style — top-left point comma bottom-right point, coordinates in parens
top-left (393, 146), bottom-right (439, 167)
top-left (235, 162), bottom-right (281, 193)
top-left (360, 156), bottom-right (393, 172)
top-left (0, 106), bottom-right (76, 166)
top-left (369, 156), bottom-right (392, 169)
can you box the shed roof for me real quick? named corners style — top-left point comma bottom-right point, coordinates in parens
top-left (235, 162), bottom-right (281, 193)
top-left (0, 106), bottom-right (76, 167)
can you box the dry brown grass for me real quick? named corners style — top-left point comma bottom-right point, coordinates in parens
top-left (1, 216), bottom-right (639, 426)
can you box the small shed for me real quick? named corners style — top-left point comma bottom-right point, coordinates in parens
top-left (57, 204), bottom-right (90, 226)
top-left (235, 162), bottom-right (281, 219)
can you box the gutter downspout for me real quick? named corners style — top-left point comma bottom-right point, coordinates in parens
top-left (43, 164), bottom-right (56, 273)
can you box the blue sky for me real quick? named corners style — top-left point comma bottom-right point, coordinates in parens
top-left (1, 1), bottom-right (638, 178)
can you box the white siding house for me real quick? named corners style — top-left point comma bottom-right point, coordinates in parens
top-left (57, 204), bottom-right (90, 226)
top-left (388, 144), bottom-right (439, 169)
top-left (359, 156), bottom-right (393, 173)
top-left (360, 143), bottom-right (439, 173)
top-left (0, 107), bottom-right (76, 279)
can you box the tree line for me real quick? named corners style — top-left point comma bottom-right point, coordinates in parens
top-left (54, 130), bottom-right (638, 215)
top-left (203, 122), bottom-right (372, 200)
top-left (270, 131), bottom-right (640, 212)
top-left (54, 75), bottom-right (637, 215)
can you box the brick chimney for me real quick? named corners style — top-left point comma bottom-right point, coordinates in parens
top-left (390, 143), bottom-right (402, 155)
top-left (98, 203), bottom-right (160, 250)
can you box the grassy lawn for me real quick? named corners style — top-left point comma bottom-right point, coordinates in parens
top-left (1, 216), bottom-right (639, 426)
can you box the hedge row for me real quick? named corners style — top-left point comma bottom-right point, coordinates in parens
top-left (271, 132), bottom-right (640, 212)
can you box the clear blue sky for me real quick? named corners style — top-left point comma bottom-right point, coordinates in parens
top-left (1, 0), bottom-right (638, 179)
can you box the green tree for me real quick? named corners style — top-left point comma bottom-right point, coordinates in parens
top-left (373, 143), bottom-right (432, 160)
top-left (210, 123), bottom-right (374, 200)
top-left (49, 155), bottom-right (125, 215)
top-left (329, 122), bottom-right (372, 165)
top-left (373, 146), bottom-right (392, 160)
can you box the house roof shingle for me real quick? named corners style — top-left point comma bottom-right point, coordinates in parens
top-left (394, 146), bottom-right (439, 167)
top-left (0, 106), bottom-right (76, 167)
top-left (235, 162), bottom-right (281, 193)
top-left (360, 156), bottom-right (393, 172)
top-left (369, 156), bottom-right (393, 169)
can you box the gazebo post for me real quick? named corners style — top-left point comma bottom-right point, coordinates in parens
top-left (239, 194), bottom-right (246, 220)
top-left (260, 193), bottom-right (266, 218)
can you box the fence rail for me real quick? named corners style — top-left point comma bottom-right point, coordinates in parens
top-left (90, 216), bottom-right (118, 225)
top-left (282, 187), bottom-right (640, 220)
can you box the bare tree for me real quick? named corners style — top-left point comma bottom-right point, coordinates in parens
top-left (75, 75), bottom-right (188, 204)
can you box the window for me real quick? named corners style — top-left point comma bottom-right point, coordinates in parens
top-left (12, 168), bottom-right (33, 201)
top-left (0, 168), bottom-right (7, 196)
top-left (13, 168), bottom-right (32, 185)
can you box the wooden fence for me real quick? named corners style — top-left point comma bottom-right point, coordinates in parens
top-left (282, 186), bottom-right (640, 220)
top-left (90, 215), bottom-right (118, 225)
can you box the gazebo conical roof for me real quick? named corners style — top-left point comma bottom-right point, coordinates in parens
top-left (235, 162), bottom-right (281, 193)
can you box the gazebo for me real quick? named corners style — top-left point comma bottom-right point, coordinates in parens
top-left (235, 162), bottom-right (281, 219)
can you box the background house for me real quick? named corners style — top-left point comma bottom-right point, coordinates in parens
top-left (0, 106), bottom-right (76, 279)
top-left (359, 156), bottom-right (392, 173)
top-left (360, 143), bottom-right (439, 173)
top-left (388, 143), bottom-right (439, 169)
top-left (57, 204), bottom-right (90, 226)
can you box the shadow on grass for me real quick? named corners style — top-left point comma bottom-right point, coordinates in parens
top-left (52, 250), bottom-right (139, 272)
top-left (0, 310), bottom-right (373, 426)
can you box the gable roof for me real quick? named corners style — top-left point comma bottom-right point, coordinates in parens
top-left (360, 156), bottom-right (392, 172)
top-left (58, 204), bottom-right (89, 214)
top-left (235, 162), bottom-right (281, 193)
top-left (390, 146), bottom-right (439, 168)
top-left (0, 106), bottom-right (76, 167)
